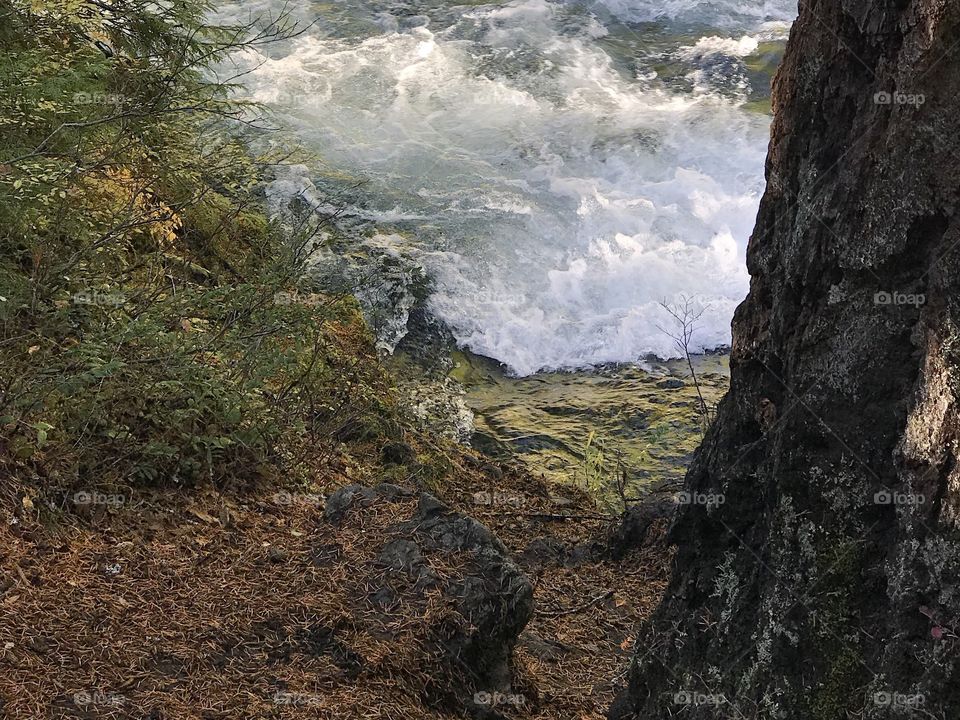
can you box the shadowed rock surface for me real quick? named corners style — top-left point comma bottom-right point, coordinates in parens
top-left (613, 1), bottom-right (960, 718)
top-left (326, 484), bottom-right (534, 697)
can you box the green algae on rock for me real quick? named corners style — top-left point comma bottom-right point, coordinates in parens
top-left (451, 350), bottom-right (730, 512)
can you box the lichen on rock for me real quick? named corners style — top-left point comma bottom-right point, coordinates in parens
top-left (612, 1), bottom-right (960, 717)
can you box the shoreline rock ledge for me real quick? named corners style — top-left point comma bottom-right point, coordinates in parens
top-left (326, 483), bottom-right (533, 711)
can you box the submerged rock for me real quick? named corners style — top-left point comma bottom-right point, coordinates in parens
top-left (655, 378), bottom-right (684, 389)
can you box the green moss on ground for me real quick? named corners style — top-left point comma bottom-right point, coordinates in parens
top-left (451, 350), bottom-right (729, 510)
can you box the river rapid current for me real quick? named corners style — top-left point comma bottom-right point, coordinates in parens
top-left (217, 0), bottom-right (796, 376)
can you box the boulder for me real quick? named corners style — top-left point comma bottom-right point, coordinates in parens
top-left (324, 484), bottom-right (533, 694)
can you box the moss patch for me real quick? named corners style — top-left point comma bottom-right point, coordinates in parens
top-left (452, 351), bottom-right (729, 510)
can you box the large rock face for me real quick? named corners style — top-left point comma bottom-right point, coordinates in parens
top-left (614, 1), bottom-right (960, 718)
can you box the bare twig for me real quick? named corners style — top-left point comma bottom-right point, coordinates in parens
top-left (657, 295), bottom-right (713, 438)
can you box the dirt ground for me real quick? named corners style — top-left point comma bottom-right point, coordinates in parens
top-left (0, 450), bottom-right (671, 720)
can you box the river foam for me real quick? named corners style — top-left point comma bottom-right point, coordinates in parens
top-left (589, 0), bottom-right (796, 26)
top-left (216, 0), bottom-right (795, 375)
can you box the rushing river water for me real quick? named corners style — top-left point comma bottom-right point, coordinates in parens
top-left (217, 0), bottom-right (795, 376)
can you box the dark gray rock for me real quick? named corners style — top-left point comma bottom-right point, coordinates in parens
top-left (266, 546), bottom-right (287, 564)
top-left (369, 585), bottom-right (399, 611)
top-left (381, 440), bottom-right (416, 466)
top-left (480, 463), bottom-right (504, 481)
top-left (607, 497), bottom-right (675, 560)
top-left (323, 484), bottom-right (371, 524)
top-left (377, 539), bottom-right (423, 573)
top-left (518, 535), bottom-right (600, 570)
top-left (398, 493), bottom-right (534, 689)
top-left (327, 483), bottom-right (533, 692)
top-left (520, 536), bottom-right (566, 570)
top-left (565, 542), bottom-right (599, 567)
top-left (417, 492), bottom-right (447, 518)
top-left (324, 483), bottom-right (413, 525)
top-left (656, 378), bottom-right (684, 389)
